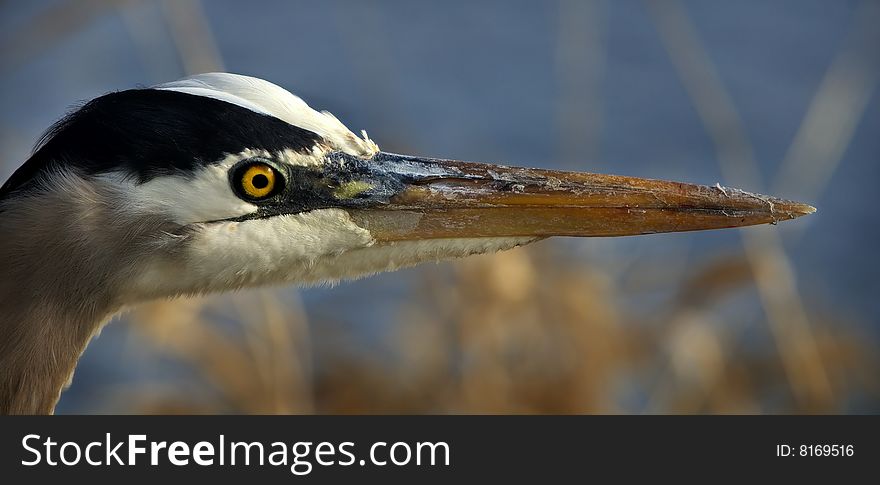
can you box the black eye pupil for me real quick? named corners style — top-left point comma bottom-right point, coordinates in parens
top-left (251, 173), bottom-right (269, 189)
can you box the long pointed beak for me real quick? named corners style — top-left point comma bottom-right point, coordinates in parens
top-left (324, 152), bottom-right (815, 241)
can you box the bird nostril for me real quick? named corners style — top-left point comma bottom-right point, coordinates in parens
top-left (252, 174), bottom-right (269, 189)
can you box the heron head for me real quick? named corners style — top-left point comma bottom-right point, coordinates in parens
top-left (0, 73), bottom-right (814, 305)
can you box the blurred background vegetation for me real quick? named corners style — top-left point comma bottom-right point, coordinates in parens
top-left (1, 0), bottom-right (877, 414)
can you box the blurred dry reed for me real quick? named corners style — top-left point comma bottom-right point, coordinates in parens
top-left (119, 242), bottom-right (877, 414)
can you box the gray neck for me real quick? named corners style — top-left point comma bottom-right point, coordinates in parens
top-left (0, 281), bottom-right (112, 414)
top-left (0, 179), bottom-right (119, 413)
top-left (0, 170), bottom-right (182, 414)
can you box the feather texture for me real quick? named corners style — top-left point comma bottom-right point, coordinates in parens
top-left (154, 73), bottom-right (379, 158)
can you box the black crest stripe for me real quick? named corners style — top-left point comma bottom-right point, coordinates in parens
top-left (0, 89), bottom-right (324, 199)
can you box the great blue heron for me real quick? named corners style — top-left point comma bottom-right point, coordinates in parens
top-left (0, 73), bottom-right (814, 414)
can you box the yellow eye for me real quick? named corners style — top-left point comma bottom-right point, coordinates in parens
top-left (237, 163), bottom-right (278, 199)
